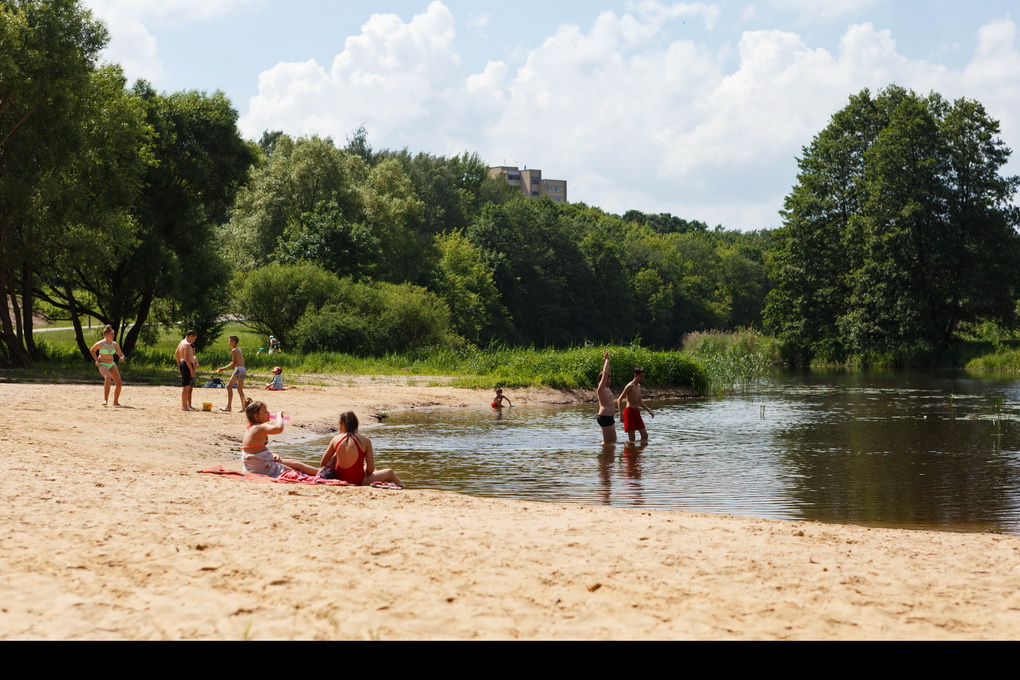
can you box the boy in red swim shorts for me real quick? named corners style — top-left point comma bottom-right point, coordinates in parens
top-left (617, 366), bottom-right (654, 442)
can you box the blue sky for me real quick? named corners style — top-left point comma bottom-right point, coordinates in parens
top-left (83, 1), bottom-right (1020, 231)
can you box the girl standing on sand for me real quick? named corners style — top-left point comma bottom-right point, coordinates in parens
top-left (318, 411), bottom-right (404, 487)
top-left (90, 325), bottom-right (126, 406)
top-left (241, 398), bottom-right (318, 477)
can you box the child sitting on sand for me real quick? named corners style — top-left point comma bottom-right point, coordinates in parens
top-left (241, 398), bottom-right (317, 478)
top-left (491, 387), bottom-right (512, 409)
top-left (264, 366), bottom-right (283, 391)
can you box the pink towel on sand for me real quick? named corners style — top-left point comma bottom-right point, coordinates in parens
top-left (199, 465), bottom-right (353, 485)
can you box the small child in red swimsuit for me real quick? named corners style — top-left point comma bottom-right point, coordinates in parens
top-left (491, 388), bottom-right (512, 409)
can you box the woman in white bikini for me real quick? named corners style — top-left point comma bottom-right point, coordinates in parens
top-left (89, 324), bottom-right (126, 406)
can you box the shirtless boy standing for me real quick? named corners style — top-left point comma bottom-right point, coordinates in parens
top-left (617, 366), bottom-right (654, 442)
top-left (217, 335), bottom-right (246, 412)
top-left (596, 351), bottom-right (617, 443)
top-left (175, 331), bottom-right (198, 411)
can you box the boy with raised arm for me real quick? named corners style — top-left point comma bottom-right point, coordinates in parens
top-left (596, 351), bottom-right (617, 443)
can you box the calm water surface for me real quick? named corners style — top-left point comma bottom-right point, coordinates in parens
top-left (280, 370), bottom-right (1020, 534)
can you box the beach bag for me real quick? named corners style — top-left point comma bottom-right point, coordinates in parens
top-left (203, 377), bottom-right (224, 388)
top-left (316, 454), bottom-right (337, 480)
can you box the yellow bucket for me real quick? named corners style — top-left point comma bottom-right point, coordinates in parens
top-left (202, 402), bottom-right (212, 411)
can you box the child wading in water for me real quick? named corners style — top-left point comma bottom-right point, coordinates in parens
top-left (241, 398), bottom-right (318, 478)
top-left (90, 324), bottom-right (126, 406)
top-left (491, 388), bottom-right (512, 409)
top-left (216, 335), bottom-right (246, 411)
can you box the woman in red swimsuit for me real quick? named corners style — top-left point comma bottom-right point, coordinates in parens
top-left (318, 411), bottom-right (404, 487)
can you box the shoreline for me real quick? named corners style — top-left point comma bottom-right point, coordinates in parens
top-left (3, 381), bottom-right (1019, 639)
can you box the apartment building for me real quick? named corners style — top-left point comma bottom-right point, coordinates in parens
top-left (488, 165), bottom-right (568, 203)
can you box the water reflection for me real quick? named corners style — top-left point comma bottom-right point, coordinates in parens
top-left (279, 370), bottom-right (1020, 534)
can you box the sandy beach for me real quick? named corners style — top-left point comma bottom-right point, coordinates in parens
top-left (2, 377), bottom-right (1019, 640)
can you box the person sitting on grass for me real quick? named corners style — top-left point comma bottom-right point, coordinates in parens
top-left (240, 398), bottom-right (318, 478)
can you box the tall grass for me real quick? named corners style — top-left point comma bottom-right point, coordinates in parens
top-left (966, 348), bottom-right (1020, 372)
top-left (12, 327), bottom-right (708, 393)
top-left (682, 329), bottom-right (779, 395)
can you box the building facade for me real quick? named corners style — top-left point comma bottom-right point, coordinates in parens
top-left (488, 165), bottom-right (567, 203)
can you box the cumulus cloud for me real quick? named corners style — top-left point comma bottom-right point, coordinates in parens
top-left (243, 1), bottom-right (460, 144)
top-left (83, 0), bottom-right (264, 83)
top-left (235, 2), bottom-right (1020, 229)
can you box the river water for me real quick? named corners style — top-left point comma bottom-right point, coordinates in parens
top-left (279, 370), bottom-right (1020, 534)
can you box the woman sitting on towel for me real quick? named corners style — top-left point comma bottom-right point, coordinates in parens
top-left (240, 399), bottom-right (318, 478)
top-left (318, 411), bottom-right (404, 487)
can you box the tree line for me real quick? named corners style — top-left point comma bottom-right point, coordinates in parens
top-left (4, 1), bottom-right (1018, 369)
top-left (765, 86), bottom-right (1020, 363)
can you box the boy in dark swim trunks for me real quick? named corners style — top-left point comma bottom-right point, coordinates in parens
top-left (596, 350), bottom-right (617, 443)
top-left (174, 331), bottom-right (198, 411)
top-left (618, 366), bottom-right (654, 442)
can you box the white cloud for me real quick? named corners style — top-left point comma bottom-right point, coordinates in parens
top-left (239, 3), bottom-right (1020, 230)
top-left (243, 1), bottom-right (460, 144)
top-left (767, 0), bottom-right (881, 23)
top-left (629, 1), bottom-right (721, 29)
top-left (467, 13), bottom-right (490, 30)
top-left (83, 0), bottom-right (264, 84)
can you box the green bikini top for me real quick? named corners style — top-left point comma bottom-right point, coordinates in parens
top-left (99, 343), bottom-right (117, 355)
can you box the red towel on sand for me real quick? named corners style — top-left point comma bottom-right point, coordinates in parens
top-left (199, 466), bottom-right (402, 488)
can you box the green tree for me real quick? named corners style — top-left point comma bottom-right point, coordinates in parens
top-left (232, 261), bottom-right (344, 345)
top-left (0, 0), bottom-right (108, 366)
top-left (275, 200), bottom-right (380, 279)
top-left (468, 199), bottom-right (597, 346)
top-left (766, 86), bottom-right (1020, 362)
top-left (432, 230), bottom-right (511, 345)
top-left (39, 83), bottom-right (256, 356)
top-left (224, 135), bottom-right (365, 271)
top-left (35, 65), bottom-right (153, 358)
top-left (292, 279), bottom-right (456, 355)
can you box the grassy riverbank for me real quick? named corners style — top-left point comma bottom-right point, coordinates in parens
top-left (11, 324), bottom-right (710, 392)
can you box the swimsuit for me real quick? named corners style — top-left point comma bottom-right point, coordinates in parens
top-left (97, 343), bottom-right (117, 369)
top-left (333, 434), bottom-right (366, 486)
top-left (266, 374), bottom-right (282, 390)
top-left (623, 406), bottom-right (645, 432)
top-left (179, 360), bottom-right (193, 387)
top-left (232, 366), bottom-right (246, 379)
top-left (596, 414), bottom-right (615, 428)
top-left (242, 448), bottom-right (285, 478)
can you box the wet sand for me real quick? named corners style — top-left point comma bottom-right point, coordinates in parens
top-left (2, 380), bottom-right (1019, 639)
